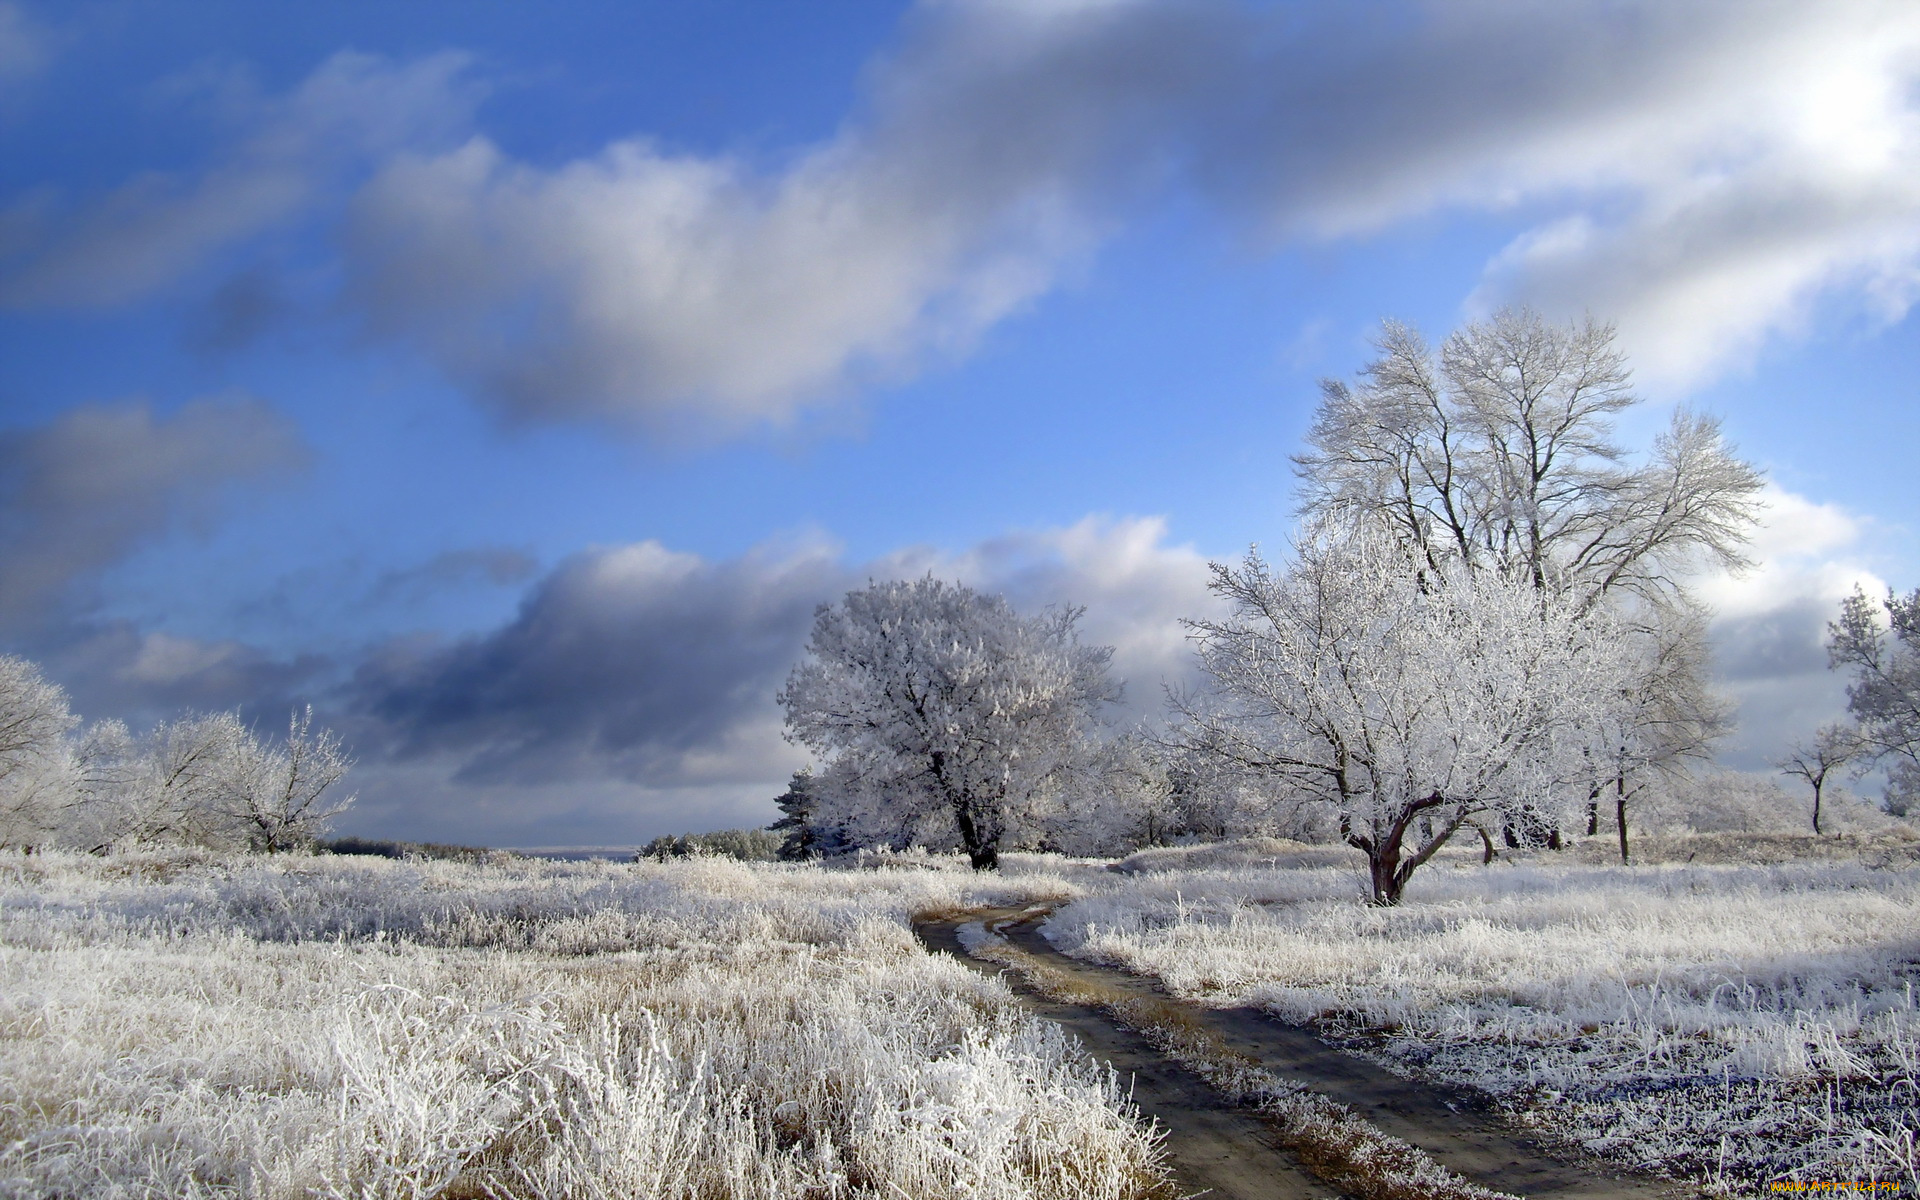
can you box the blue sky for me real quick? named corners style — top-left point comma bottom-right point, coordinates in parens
top-left (2, 0), bottom-right (1915, 845)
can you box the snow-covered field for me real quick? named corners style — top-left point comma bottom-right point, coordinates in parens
top-left (0, 850), bottom-right (1169, 1200)
top-left (1046, 834), bottom-right (1920, 1190)
top-left (6, 834), bottom-right (1914, 1197)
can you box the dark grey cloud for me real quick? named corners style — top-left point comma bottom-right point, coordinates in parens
top-left (186, 267), bottom-right (292, 354)
top-left (32, 620), bottom-right (330, 734)
top-left (0, 396), bottom-right (309, 631)
top-left (350, 540), bottom-right (848, 786)
top-left (341, 518), bottom-right (1213, 842)
top-left (1694, 488), bottom-right (1884, 771)
top-left (1711, 598), bottom-right (1852, 770)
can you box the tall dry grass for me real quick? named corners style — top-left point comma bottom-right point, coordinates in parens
top-left (0, 850), bottom-right (1168, 1200)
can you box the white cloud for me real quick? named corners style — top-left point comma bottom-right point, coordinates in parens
top-left (1695, 486), bottom-right (1886, 767)
top-left (341, 0), bottom-right (1920, 424)
top-left (11, 1), bottom-right (1919, 422)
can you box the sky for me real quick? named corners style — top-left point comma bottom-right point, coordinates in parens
top-left (1, 0), bottom-right (1916, 847)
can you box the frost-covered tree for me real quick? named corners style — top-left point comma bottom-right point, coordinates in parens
top-left (215, 707), bottom-right (356, 852)
top-left (1828, 586), bottom-right (1920, 815)
top-left (779, 577), bottom-right (1118, 869)
top-left (1293, 309), bottom-right (1761, 842)
top-left (1174, 525), bottom-right (1625, 905)
top-left (1294, 309), bottom-right (1762, 609)
top-left (1583, 604), bottom-right (1729, 863)
top-left (0, 651), bottom-right (354, 852)
top-left (0, 655), bottom-right (79, 848)
top-left (1777, 723), bottom-right (1864, 835)
top-left (84, 711), bottom-right (252, 848)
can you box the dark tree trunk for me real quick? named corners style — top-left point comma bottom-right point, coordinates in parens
top-left (1473, 822), bottom-right (1496, 864)
top-left (1368, 847), bottom-right (1403, 906)
top-left (949, 793), bottom-right (1000, 871)
top-left (1615, 775), bottom-right (1631, 865)
top-left (1812, 779), bottom-right (1824, 836)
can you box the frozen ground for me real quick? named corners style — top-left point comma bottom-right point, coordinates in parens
top-left (1045, 833), bottom-right (1920, 1191)
top-left (5, 834), bottom-right (1912, 1197)
top-left (0, 849), bottom-right (1169, 1200)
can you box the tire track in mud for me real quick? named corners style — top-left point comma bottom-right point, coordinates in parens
top-left (914, 904), bottom-right (1684, 1200)
top-left (917, 907), bottom-right (1339, 1200)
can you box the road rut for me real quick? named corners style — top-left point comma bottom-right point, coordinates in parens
top-left (915, 904), bottom-right (1684, 1200)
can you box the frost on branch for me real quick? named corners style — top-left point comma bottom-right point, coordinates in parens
top-left (1173, 525), bottom-right (1628, 905)
top-left (778, 576), bottom-right (1119, 869)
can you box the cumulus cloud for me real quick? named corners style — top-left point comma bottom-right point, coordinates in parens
top-left (0, 51), bottom-right (479, 309)
top-left (340, 0), bottom-right (1920, 425)
top-left (0, 396), bottom-right (309, 630)
top-left (1695, 487), bottom-right (1886, 767)
top-left (345, 517), bottom-right (1212, 839)
top-left (11, 3), bottom-right (1917, 420)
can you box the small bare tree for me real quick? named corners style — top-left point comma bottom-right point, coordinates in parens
top-left (1586, 603), bottom-right (1730, 863)
top-left (217, 707), bottom-right (356, 853)
top-left (1777, 724), bottom-right (1864, 835)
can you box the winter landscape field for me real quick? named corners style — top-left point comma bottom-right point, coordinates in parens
top-left (4, 834), bottom-right (1914, 1198)
top-left (9, 4), bottom-right (1920, 1198)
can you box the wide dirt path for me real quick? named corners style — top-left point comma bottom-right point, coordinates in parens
top-left (915, 904), bottom-right (1685, 1200)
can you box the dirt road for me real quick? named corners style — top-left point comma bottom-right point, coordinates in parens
top-left (914, 905), bottom-right (1683, 1200)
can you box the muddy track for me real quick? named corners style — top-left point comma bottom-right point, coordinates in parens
top-left (917, 907), bottom-right (1339, 1200)
top-left (914, 905), bottom-right (1684, 1200)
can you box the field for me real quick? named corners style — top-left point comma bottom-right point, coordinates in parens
top-left (1053, 834), bottom-right (1920, 1190)
top-left (2, 834), bottom-right (1916, 1197)
top-left (0, 851), bottom-right (1167, 1200)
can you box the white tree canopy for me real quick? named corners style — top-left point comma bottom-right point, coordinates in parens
top-left (1829, 586), bottom-right (1920, 814)
top-left (0, 655), bottom-right (78, 848)
top-left (779, 576), bottom-right (1118, 868)
top-left (1175, 525), bottom-right (1627, 904)
top-left (1294, 309), bottom-right (1762, 611)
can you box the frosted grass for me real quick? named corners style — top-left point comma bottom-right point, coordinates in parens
top-left (1046, 846), bottom-right (1920, 1190)
top-left (0, 850), bottom-right (1165, 1200)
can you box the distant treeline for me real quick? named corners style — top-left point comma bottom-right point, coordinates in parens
top-left (320, 836), bottom-right (496, 862)
top-left (638, 827), bottom-right (784, 862)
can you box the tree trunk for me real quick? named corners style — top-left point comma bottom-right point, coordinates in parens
top-left (1812, 779), bottom-right (1824, 836)
top-left (1472, 822), bottom-right (1495, 864)
top-left (1368, 847), bottom-right (1404, 906)
top-left (1586, 788), bottom-right (1601, 837)
top-left (950, 794), bottom-right (1000, 871)
top-left (1615, 775), bottom-right (1631, 865)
